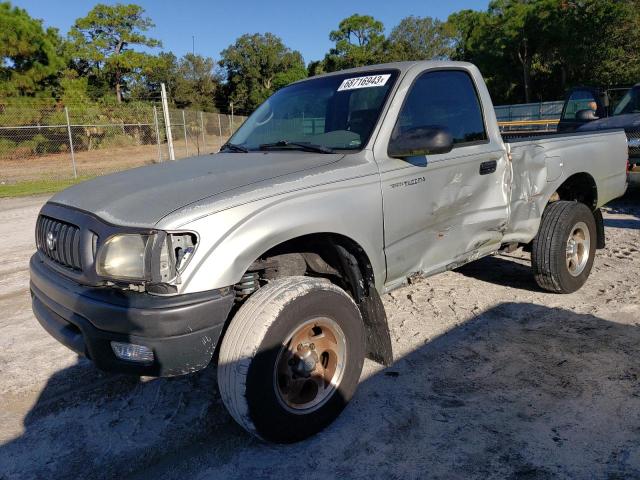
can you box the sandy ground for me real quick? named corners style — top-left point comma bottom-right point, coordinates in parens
top-left (0, 187), bottom-right (639, 480)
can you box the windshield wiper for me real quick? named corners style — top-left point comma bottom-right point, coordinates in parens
top-left (259, 141), bottom-right (335, 154)
top-left (220, 142), bottom-right (249, 153)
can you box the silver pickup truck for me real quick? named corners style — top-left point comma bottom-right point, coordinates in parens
top-left (30, 61), bottom-right (628, 442)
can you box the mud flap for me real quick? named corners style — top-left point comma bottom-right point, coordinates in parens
top-left (594, 208), bottom-right (605, 249)
top-left (335, 245), bottom-right (393, 366)
top-left (359, 285), bottom-right (393, 366)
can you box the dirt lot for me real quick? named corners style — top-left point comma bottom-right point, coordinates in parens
top-left (0, 136), bottom-right (228, 184)
top-left (0, 188), bottom-right (638, 480)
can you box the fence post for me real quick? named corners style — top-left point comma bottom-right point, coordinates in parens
top-left (182, 110), bottom-right (189, 157)
top-left (153, 105), bottom-right (162, 162)
top-left (160, 83), bottom-right (175, 160)
top-left (64, 107), bottom-right (78, 179)
top-left (217, 113), bottom-right (223, 151)
top-left (200, 111), bottom-right (206, 152)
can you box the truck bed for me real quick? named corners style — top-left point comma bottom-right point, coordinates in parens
top-left (502, 129), bottom-right (629, 245)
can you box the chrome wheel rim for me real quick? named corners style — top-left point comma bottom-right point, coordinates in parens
top-left (566, 221), bottom-right (590, 277)
top-left (274, 317), bottom-right (346, 414)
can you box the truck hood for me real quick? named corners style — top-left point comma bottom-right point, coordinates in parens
top-left (577, 113), bottom-right (640, 132)
top-left (50, 152), bottom-right (344, 227)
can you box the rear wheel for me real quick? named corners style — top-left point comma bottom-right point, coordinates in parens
top-left (217, 276), bottom-right (365, 442)
top-left (532, 201), bottom-right (597, 293)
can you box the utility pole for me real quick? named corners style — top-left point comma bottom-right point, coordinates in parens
top-left (161, 83), bottom-right (175, 160)
top-left (192, 35), bottom-right (195, 55)
top-left (230, 102), bottom-right (234, 133)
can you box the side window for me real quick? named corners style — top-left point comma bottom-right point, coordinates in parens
top-left (562, 90), bottom-right (598, 120)
top-left (392, 70), bottom-right (487, 146)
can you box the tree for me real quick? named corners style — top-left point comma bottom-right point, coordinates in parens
top-left (219, 33), bottom-right (306, 112)
top-left (448, 8), bottom-right (518, 102)
top-left (172, 54), bottom-right (220, 110)
top-left (69, 3), bottom-right (161, 102)
top-left (322, 14), bottom-right (386, 71)
top-left (448, 0), bottom-right (640, 104)
top-left (129, 51), bottom-right (178, 101)
top-left (387, 16), bottom-right (454, 62)
top-left (0, 2), bottom-right (64, 96)
top-left (542, 0), bottom-right (640, 92)
top-left (489, 0), bottom-right (543, 103)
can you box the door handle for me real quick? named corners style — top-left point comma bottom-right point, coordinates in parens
top-left (479, 160), bottom-right (497, 175)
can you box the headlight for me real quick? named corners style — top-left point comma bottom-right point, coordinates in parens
top-left (97, 234), bottom-right (151, 280)
top-left (96, 231), bottom-right (197, 283)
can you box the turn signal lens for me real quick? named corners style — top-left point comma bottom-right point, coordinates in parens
top-left (111, 341), bottom-right (154, 364)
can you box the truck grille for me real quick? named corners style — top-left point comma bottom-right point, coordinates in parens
top-left (36, 215), bottom-right (83, 271)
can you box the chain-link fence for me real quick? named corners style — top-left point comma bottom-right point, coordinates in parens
top-left (0, 99), bottom-right (247, 185)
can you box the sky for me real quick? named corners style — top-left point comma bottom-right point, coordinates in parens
top-left (12, 0), bottom-right (489, 64)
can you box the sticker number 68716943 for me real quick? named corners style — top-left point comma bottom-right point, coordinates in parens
top-left (337, 74), bottom-right (391, 91)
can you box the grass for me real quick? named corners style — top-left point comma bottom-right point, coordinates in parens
top-left (0, 177), bottom-right (94, 198)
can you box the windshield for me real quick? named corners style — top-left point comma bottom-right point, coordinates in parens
top-left (227, 70), bottom-right (398, 152)
top-left (613, 87), bottom-right (640, 115)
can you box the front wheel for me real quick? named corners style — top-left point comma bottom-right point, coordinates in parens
top-left (217, 276), bottom-right (365, 443)
top-left (532, 200), bottom-right (597, 293)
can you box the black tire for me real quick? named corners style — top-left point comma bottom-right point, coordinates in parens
top-left (532, 200), bottom-right (597, 293)
top-left (217, 276), bottom-right (365, 443)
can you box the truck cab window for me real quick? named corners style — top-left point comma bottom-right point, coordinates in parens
top-left (562, 90), bottom-right (598, 120)
top-left (393, 70), bottom-right (487, 146)
top-left (613, 87), bottom-right (640, 115)
top-left (229, 70), bottom-right (398, 151)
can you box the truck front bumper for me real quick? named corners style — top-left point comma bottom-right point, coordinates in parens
top-left (29, 254), bottom-right (235, 377)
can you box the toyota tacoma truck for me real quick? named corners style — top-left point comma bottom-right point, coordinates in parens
top-left (30, 61), bottom-right (629, 443)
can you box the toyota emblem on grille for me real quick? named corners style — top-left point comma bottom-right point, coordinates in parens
top-left (46, 231), bottom-right (57, 250)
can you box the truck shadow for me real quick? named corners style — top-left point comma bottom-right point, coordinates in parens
top-left (455, 254), bottom-right (542, 292)
top-left (2, 302), bottom-right (639, 479)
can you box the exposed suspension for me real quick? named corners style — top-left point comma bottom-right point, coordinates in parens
top-left (234, 271), bottom-right (260, 301)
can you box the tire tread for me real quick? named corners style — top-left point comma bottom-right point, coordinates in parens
top-left (217, 276), bottom-right (358, 439)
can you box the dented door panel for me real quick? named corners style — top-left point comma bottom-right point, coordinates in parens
top-left (378, 143), bottom-right (510, 287)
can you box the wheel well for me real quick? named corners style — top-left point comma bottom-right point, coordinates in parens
top-left (547, 172), bottom-right (605, 249)
top-left (554, 172), bottom-right (598, 209)
top-left (237, 233), bottom-right (393, 366)
top-left (242, 233), bottom-right (375, 301)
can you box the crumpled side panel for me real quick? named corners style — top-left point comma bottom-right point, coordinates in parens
top-left (504, 144), bottom-right (548, 243)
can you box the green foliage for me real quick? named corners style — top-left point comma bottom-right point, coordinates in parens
top-left (2, 0), bottom-right (640, 120)
top-left (0, 2), bottom-right (64, 96)
top-left (219, 33), bottom-right (307, 112)
top-left (387, 16), bottom-right (454, 62)
top-left (448, 0), bottom-right (640, 104)
top-left (69, 3), bottom-right (161, 102)
top-left (321, 14), bottom-right (387, 71)
top-left (0, 177), bottom-right (92, 197)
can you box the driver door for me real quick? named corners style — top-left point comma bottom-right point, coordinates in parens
top-left (376, 69), bottom-right (510, 286)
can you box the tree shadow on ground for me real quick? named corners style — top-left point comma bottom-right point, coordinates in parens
top-left (2, 302), bottom-right (639, 480)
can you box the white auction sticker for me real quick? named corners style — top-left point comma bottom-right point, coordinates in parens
top-left (337, 74), bottom-right (391, 91)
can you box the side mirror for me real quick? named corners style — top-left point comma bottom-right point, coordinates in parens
top-left (576, 109), bottom-right (599, 122)
top-left (388, 126), bottom-right (454, 158)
